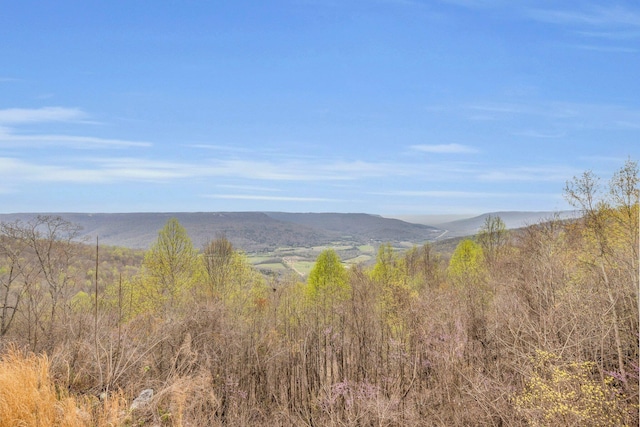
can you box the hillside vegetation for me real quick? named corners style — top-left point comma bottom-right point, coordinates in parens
top-left (0, 160), bottom-right (637, 426)
top-left (0, 212), bottom-right (441, 252)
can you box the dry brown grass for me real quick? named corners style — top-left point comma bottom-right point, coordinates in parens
top-left (0, 347), bottom-right (127, 427)
top-left (0, 347), bottom-right (78, 427)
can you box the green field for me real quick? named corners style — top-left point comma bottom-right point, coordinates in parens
top-left (247, 241), bottom-right (382, 276)
top-left (345, 254), bottom-right (373, 264)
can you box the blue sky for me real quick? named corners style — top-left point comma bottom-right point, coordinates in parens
top-left (1, 0), bottom-right (638, 215)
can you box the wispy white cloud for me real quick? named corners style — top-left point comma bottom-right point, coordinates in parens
top-left (217, 184), bottom-right (283, 192)
top-left (207, 160), bottom-right (324, 181)
top-left (577, 29), bottom-right (640, 40)
top-left (435, 0), bottom-right (509, 8)
top-left (528, 4), bottom-right (640, 52)
top-left (0, 156), bottom-right (371, 185)
top-left (465, 101), bottom-right (640, 130)
top-left (90, 158), bottom-right (196, 181)
top-left (569, 44), bottom-right (638, 53)
top-left (578, 155), bottom-right (630, 164)
top-left (0, 131), bottom-right (151, 149)
top-left (297, 0), bottom-right (424, 8)
top-left (0, 107), bottom-right (85, 124)
top-left (0, 157), bottom-right (98, 183)
top-left (529, 6), bottom-right (640, 29)
top-left (205, 194), bottom-right (339, 202)
top-left (478, 166), bottom-right (578, 182)
top-left (410, 143), bottom-right (478, 154)
top-left (371, 189), bottom-right (559, 199)
top-left (0, 153), bottom-right (478, 188)
top-left (322, 160), bottom-right (408, 176)
top-left (186, 144), bottom-right (252, 153)
top-left (512, 130), bottom-right (566, 139)
top-left (373, 0), bottom-right (423, 6)
top-left (466, 102), bottom-right (558, 118)
top-left (0, 106), bottom-right (150, 149)
top-left (204, 159), bottom-right (420, 181)
top-left (0, 156), bottom-right (194, 184)
top-left (371, 190), bottom-right (513, 198)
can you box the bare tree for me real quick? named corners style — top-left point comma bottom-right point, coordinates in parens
top-left (476, 215), bottom-right (508, 267)
top-left (0, 216), bottom-right (81, 349)
top-left (0, 226), bottom-right (27, 336)
top-left (203, 235), bottom-right (234, 299)
top-left (565, 163), bottom-right (639, 388)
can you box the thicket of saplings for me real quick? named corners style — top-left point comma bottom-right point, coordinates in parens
top-left (0, 161), bottom-right (638, 426)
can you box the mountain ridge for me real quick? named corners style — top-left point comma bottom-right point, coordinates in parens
top-left (431, 210), bottom-right (578, 238)
top-left (0, 212), bottom-right (441, 252)
top-left (0, 210), bottom-right (577, 252)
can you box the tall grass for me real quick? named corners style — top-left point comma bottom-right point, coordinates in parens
top-left (0, 347), bottom-right (126, 427)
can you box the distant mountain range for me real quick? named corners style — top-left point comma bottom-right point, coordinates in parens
top-left (0, 211), bottom-right (577, 252)
top-left (0, 212), bottom-right (441, 252)
top-left (390, 210), bottom-right (578, 238)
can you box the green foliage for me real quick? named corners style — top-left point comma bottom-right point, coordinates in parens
top-left (370, 244), bottom-right (401, 286)
top-left (198, 237), bottom-right (268, 314)
top-left (222, 250), bottom-right (268, 312)
top-left (307, 249), bottom-right (349, 304)
top-left (102, 275), bottom-right (156, 320)
top-left (70, 290), bottom-right (92, 313)
top-left (447, 239), bottom-right (487, 287)
top-left (142, 218), bottom-right (200, 307)
top-left (369, 244), bottom-right (419, 336)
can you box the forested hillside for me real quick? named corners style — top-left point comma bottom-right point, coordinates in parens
top-left (0, 212), bottom-right (442, 251)
top-left (0, 160), bottom-right (637, 426)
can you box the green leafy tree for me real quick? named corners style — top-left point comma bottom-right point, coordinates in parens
top-left (223, 250), bottom-right (267, 312)
top-left (448, 239), bottom-right (487, 288)
top-left (448, 239), bottom-right (491, 356)
top-left (105, 275), bottom-right (158, 320)
top-left (307, 249), bottom-right (349, 305)
top-left (371, 244), bottom-right (401, 286)
top-left (370, 244), bottom-right (417, 336)
top-left (141, 218), bottom-right (200, 310)
top-left (306, 249), bottom-right (350, 384)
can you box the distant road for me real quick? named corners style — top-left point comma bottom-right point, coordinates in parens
top-left (435, 229), bottom-right (449, 240)
top-left (282, 256), bottom-right (304, 276)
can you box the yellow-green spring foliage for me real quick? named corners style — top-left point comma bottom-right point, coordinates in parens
top-left (306, 249), bottom-right (349, 304)
top-left (102, 218), bottom-right (202, 318)
top-left (447, 239), bottom-right (487, 287)
top-left (514, 350), bottom-right (632, 426)
top-left (143, 218), bottom-right (200, 298)
top-left (370, 243), bottom-right (400, 286)
top-left (370, 243), bottom-right (417, 326)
